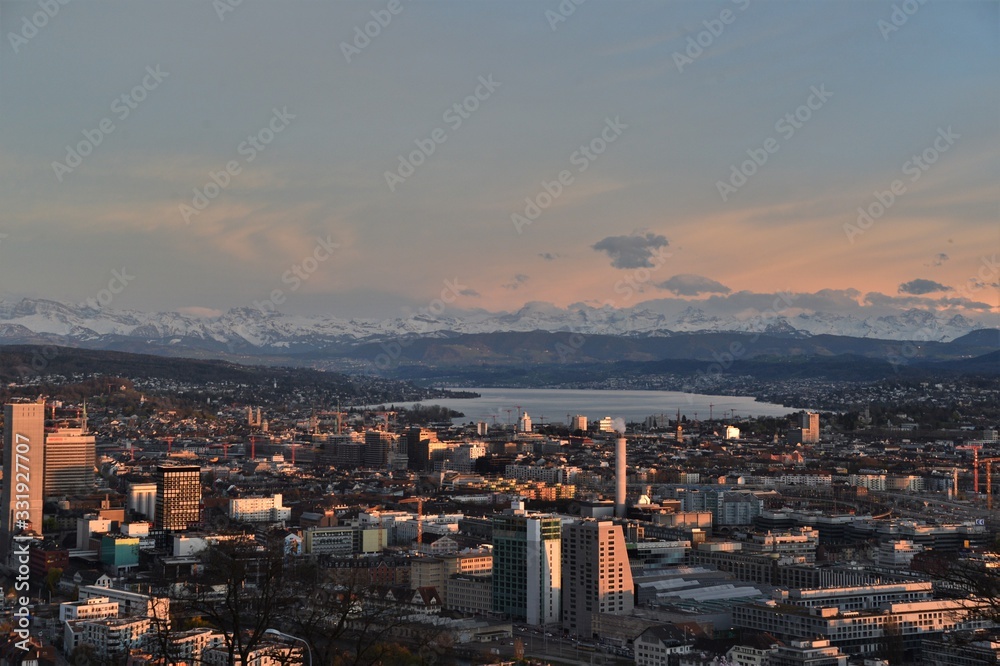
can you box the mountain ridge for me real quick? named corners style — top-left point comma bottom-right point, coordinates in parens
top-left (0, 298), bottom-right (991, 359)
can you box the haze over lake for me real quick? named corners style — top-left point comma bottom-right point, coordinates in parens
top-left (396, 388), bottom-right (799, 425)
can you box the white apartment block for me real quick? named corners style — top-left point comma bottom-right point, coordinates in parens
top-left (165, 628), bottom-right (226, 664)
top-left (59, 597), bottom-right (119, 622)
top-left (228, 494), bottom-right (292, 524)
top-left (78, 584), bottom-right (169, 622)
top-left (203, 642), bottom-right (299, 666)
top-left (77, 617), bottom-right (151, 661)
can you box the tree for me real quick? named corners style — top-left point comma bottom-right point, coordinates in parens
top-left (278, 560), bottom-right (440, 666)
top-left (46, 567), bottom-right (63, 595)
top-left (174, 532), bottom-right (297, 666)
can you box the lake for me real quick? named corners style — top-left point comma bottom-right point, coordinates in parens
top-left (397, 387), bottom-right (799, 425)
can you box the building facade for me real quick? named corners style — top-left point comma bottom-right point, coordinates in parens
top-left (491, 502), bottom-right (561, 626)
top-left (1, 402), bottom-right (46, 549)
top-left (561, 519), bottom-right (634, 638)
top-left (43, 426), bottom-right (96, 498)
top-left (155, 465), bottom-right (202, 531)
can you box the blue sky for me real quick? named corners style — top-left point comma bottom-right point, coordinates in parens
top-left (0, 0), bottom-right (996, 321)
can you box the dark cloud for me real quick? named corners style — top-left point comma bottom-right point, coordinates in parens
top-left (503, 274), bottom-right (530, 290)
top-left (657, 273), bottom-right (731, 296)
top-left (898, 279), bottom-right (950, 295)
top-left (538, 252), bottom-right (559, 261)
top-left (926, 253), bottom-right (949, 267)
top-left (459, 288), bottom-right (480, 297)
top-left (592, 232), bottom-right (669, 269)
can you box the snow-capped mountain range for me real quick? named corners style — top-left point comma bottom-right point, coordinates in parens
top-left (0, 298), bottom-right (990, 354)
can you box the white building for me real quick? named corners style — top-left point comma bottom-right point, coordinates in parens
top-left (59, 597), bottom-right (118, 622)
top-left (727, 642), bottom-right (778, 666)
top-left (164, 628), bottom-right (226, 664)
top-left (203, 641), bottom-right (300, 666)
top-left (77, 515), bottom-right (112, 549)
top-left (877, 540), bottom-right (923, 568)
top-left (635, 626), bottom-right (693, 666)
top-left (228, 493), bottom-right (291, 524)
top-left (78, 584), bottom-right (169, 622)
top-left (734, 597), bottom-right (987, 655)
top-left (76, 617), bottom-right (151, 661)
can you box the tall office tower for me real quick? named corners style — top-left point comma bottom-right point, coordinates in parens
top-left (155, 465), bottom-right (202, 531)
top-left (569, 415), bottom-right (587, 432)
top-left (561, 519), bottom-right (634, 637)
top-left (1, 402), bottom-right (46, 549)
top-left (788, 411), bottom-right (820, 444)
top-left (492, 501), bottom-right (561, 626)
top-left (364, 430), bottom-right (394, 467)
top-left (44, 426), bottom-right (96, 498)
top-left (801, 411), bottom-right (820, 443)
top-left (615, 436), bottom-right (627, 518)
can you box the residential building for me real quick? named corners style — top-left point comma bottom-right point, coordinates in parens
top-left (59, 597), bottom-right (119, 623)
top-left (769, 639), bottom-right (847, 666)
top-left (77, 617), bottom-right (151, 662)
top-left (228, 494), bottom-right (291, 524)
top-left (634, 625), bottom-right (694, 666)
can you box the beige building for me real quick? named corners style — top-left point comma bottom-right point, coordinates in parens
top-left (445, 573), bottom-right (493, 615)
top-left (2, 402), bottom-right (46, 548)
top-left (561, 519), bottom-right (634, 638)
top-left (44, 426), bottom-right (96, 497)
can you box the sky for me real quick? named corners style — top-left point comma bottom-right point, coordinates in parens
top-left (0, 0), bottom-right (997, 323)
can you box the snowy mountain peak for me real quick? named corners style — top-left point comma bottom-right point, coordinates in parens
top-left (0, 297), bottom-right (990, 352)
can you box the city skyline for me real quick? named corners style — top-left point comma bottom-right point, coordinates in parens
top-left (0, 1), bottom-right (996, 323)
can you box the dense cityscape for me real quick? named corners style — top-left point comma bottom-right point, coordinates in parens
top-left (0, 355), bottom-right (998, 666)
top-left (2, 1), bottom-right (996, 665)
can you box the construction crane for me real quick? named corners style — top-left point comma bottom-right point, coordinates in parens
top-left (981, 458), bottom-right (1000, 510)
top-left (957, 443), bottom-right (984, 497)
top-left (399, 497), bottom-right (427, 548)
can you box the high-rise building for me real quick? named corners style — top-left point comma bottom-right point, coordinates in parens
top-left (364, 431), bottom-right (394, 467)
top-left (491, 501), bottom-right (561, 626)
top-left (615, 436), bottom-right (627, 518)
top-left (44, 426), bottom-right (96, 498)
top-left (1, 402), bottom-right (46, 549)
top-left (569, 415), bottom-right (587, 432)
top-left (789, 412), bottom-right (820, 444)
top-left (561, 519), bottom-right (634, 637)
top-left (155, 465), bottom-right (202, 531)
